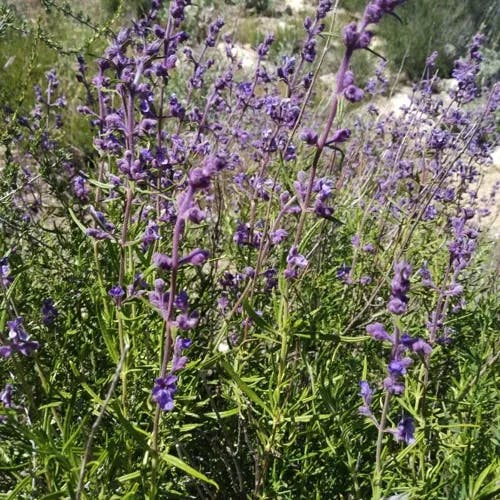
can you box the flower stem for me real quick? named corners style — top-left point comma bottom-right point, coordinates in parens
top-left (373, 391), bottom-right (391, 498)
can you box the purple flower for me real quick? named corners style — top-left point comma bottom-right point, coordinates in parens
top-left (0, 384), bottom-right (13, 408)
top-left (41, 298), bottom-right (58, 326)
top-left (153, 335), bottom-right (192, 411)
top-left (0, 257), bottom-right (12, 288)
top-left (445, 282), bottom-right (464, 296)
top-left (302, 39), bottom-right (317, 63)
top-left (149, 279), bottom-right (170, 320)
top-left (316, 0), bottom-right (333, 19)
top-left (428, 128), bottom-right (450, 150)
top-left (388, 261), bottom-right (412, 315)
top-left (205, 17), bottom-right (224, 47)
top-left (152, 375), bottom-right (177, 411)
top-left (328, 128), bottom-right (351, 143)
top-left (362, 243), bottom-right (375, 254)
top-left (270, 229), bottom-right (288, 245)
top-left (451, 36), bottom-right (483, 103)
top-left (108, 285), bottom-right (125, 306)
top-left (419, 262), bottom-right (435, 288)
top-left (383, 376), bottom-right (405, 395)
top-left (264, 268), bottom-right (278, 290)
top-left (314, 200), bottom-right (334, 219)
top-left (344, 85), bottom-right (364, 103)
top-left (393, 417), bottom-right (416, 445)
top-left (388, 357), bottom-right (412, 377)
top-left (8, 318), bottom-right (28, 341)
top-left (179, 248), bottom-right (210, 266)
top-left (174, 312), bottom-right (199, 330)
top-left (285, 246), bottom-right (306, 267)
top-left (188, 167), bottom-right (212, 190)
top-left (171, 337), bottom-right (192, 371)
top-left (1, 317), bottom-right (39, 358)
top-left (342, 22), bottom-right (359, 49)
top-left (387, 297), bottom-right (408, 315)
top-left (359, 380), bottom-right (373, 407)
top-left (336, 264), bottom-right (352, 283)
top-left (257, 34), bottom-right (274, 58)
top-left (0, 345), bottom-right (13, 358)
top-left (169, 93), bottom-right (185, 119)
top-left (359, 275), bottom-right (372, 285)
top-left (86, 228), bottom-right (113, 240)
top-left (174, 291), bottom-right (189, 313)
top-left (141, 220), bottom-right (160, 252)
top-left (365, 4), bottom-right (383, 23)
top-left (277, 56), bottom-right (296, 81)
top-left (153, 253), bottom-right (173, 270)
top-left (426, 50), bottom-right (439, 68)
top-left (233, 223), bottom-right (251, 247)
top-left (412, 339), bottom-right (432, 356)
top-left (400, 332), bottom-right (416, 349)
top-left (284, 245), bottom-right (308, 280)
top-left (366, 322), bottom-right (392, 343)
top-left (72, 175), bottom-right (90, 200)
top-left (188, 207), bottom-right (206, 224)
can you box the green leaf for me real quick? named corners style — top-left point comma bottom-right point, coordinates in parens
top-left (117, 471), bottom-right (142, 483)
top-left (40, 492), bottom-right (67, 499)
top-left (7, 475), bottom-right (31, 499)
top-left (221, 359), bottom-right (271, 416)
top-left (471, 462), bottom-right (499, 498)
top-left (161, 453), bottom-right (219, 490)
top-left (204, 407), bottom-right (240, 419)
top-left (67, 207), bottom-right (87, 234)
top-left (242, 299), bottom-right (272, 332)
top-left (38, 401), bottom-right (63, 410)
top-left (340, 335), bottom-right (370, 343)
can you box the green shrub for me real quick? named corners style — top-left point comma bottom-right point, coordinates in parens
top-left (377, 0), bottom-right (498, 80)
top-left (244, 0), bottom-right (271, 15)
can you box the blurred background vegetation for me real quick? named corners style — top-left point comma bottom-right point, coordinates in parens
top-left (1, 0), bottom-right (498, 152)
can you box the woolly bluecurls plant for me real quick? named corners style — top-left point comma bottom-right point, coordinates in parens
top-left (0, 0), bottom-right (498, 497)
top-left (77, 0), bottom-right (345, 418)
top-left (334, 31), bottom-right (498, 334)
top-left (341, 29), bottom-right (499, 498)
top-left (212, 0), bottom-right (410, 329)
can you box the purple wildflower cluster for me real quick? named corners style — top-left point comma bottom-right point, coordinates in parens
top-left (152, 337), bottom-right (192, 411)
top-left (361, 261), bottom-right (431, 446)
top-left (0, 317), bottom-right (40, 359)
top-left (0, 258), bottom-right (40, 360)
top-left (423, 208), bottom-right (481, 345)
top-left (0, 257), bottom-right (40, 422)
top-left (338, 29), bottom-right (498, 297)
top-left (0, 252), bottom-right (42, 423)
top-left (0, 0), bottom-right (494, 458)
top-left (0, 0), bottom-right (498, 494)
top-left (73, 0), bottom-right (412, 410)
top-left (387, 261), bottom-right (411, 315)
top-left (1, 67), bottom-right (77, 223)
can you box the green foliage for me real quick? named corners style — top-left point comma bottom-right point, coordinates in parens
top-left (0, 0), bottom-right (499, 498)
top-left (244, 0), bottom-right (272, 15)
top-left (378, 0), bottom-right (499, 80)
top-left (101, 0), bottom-right (151, 17)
